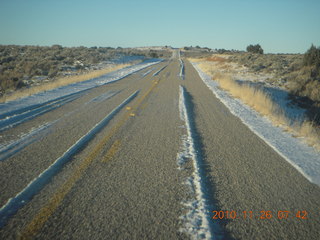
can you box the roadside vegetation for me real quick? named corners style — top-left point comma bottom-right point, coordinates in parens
top-left (246, 44), bottom-right (264, 54)
top-left (189, 44), bottom-right (320, 150)
top-left (1, 63), bottom-right (130, 103)
top-left (0, 45), bottom-right (170, 101)
top-left (230, 45), bottom-right (320, 123)
top-left (287, 44), bottom-right (320, 103)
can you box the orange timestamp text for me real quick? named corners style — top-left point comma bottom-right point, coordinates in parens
top-left (212, 210), bottom-right (308, 220)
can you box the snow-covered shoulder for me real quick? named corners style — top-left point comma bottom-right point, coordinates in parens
top-left (191, 62), bottom-right (320, 187)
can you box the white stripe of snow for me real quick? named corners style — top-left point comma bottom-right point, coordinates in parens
top-left (0, 90), bottom-right (139, 228)
top-left (0, 90), bottom-right (121, 162)
top-left (142, 69), bottom-right (153, 77)
top-left (153, 65), bottom-right (167, 76)
top-left (179, 60), bottom-right (184, 80)
top-left (0, 122), bottom-right (55, 162)
top-left (178, 85), bottom-right (213, 240)
top-left (191, 62), bottom-right (320, 186)
top-left (0, 93), bottom-right (80, 131)
top-left (178, 51), bottom-right (184, 79)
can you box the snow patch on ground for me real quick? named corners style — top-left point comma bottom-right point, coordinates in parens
top-left (236, 79), bottom-right (306, 123)
top-left (192, 62), bottom-right (320, 186)
top-left (205, 60), bottom-right (307, 122)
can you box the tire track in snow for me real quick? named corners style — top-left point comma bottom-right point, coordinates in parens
top-left (0, 90), bottom-right (121, 162)
top-left (0, 93), bottom-right (83, 132)
top-left (0, 122), bottom-right (55, 162)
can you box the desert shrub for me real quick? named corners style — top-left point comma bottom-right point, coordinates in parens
top-left (303, 44), bottom-right (320, 68)
top-left (149, 52), bottom-right (158, 58)
top-left (303, 44), bottom-right (320, 79)
top-left (0, 45), bottom-right (119, 93)
top-left (246, 44), bottom-right (264, 54)
top-left (287, 45), bottom-right (320, 103)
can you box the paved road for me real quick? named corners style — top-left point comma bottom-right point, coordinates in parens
top-left (0, 53), bottom-right (319, 239)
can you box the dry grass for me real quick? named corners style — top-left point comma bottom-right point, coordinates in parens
top-left (212, 73), bottom-right (287, 125)
top-left (296, 121), bottom-right (320, 148)
top-left (187, 57), bottom-right (205, 63)
top-left (205, 55), bottom-right (228, 62)
top-left (194, 61), bottom-right (320, 150)
top-left (0, 63), bottom-right (131, 103)
top-left (189, 55), bottom-right (230, 64)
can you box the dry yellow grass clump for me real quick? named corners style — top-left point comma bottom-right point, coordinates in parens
top-left (194, 60), bottom-right (320, 150)
top-left (0, 63), bottom-right (131, 103)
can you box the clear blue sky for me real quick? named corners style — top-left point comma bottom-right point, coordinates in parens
top-left (0, 0), bottom-right (319, 53)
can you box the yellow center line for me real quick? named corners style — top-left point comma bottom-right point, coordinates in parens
top-left (20, 78), bottom-right (160, 239)
top-left (102, 140), bottom-right (121, 163)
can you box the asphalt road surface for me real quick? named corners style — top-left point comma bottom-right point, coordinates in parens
top-left (0, 53), bottom-right (319, 240)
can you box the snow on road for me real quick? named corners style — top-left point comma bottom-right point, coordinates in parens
top-left (192, 62), bottom-right (320, 186)
top-left (178, 51), bottom-right (184, 80)
top-left (178, 86), bottom-right (223, 240)
top-left (0, 60), bottom-right (163, 227)
top-left (0, 93), bottom-right (83, 132)
top-left (0, 89), bottom-right (121, 162)
top-left (0, 91), bottom-right (139, 228)
top-left (0, 122), bottom-right (54, 162)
